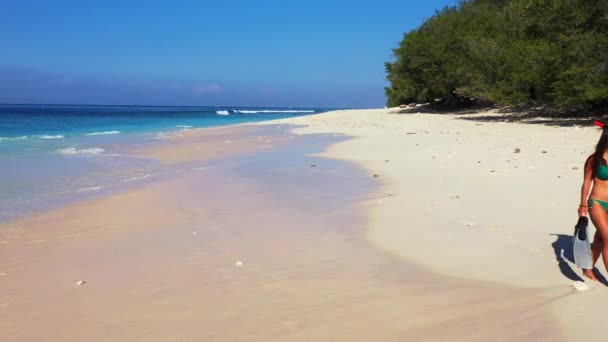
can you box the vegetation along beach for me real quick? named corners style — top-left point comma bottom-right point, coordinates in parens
top-left (2, 1), bottom-right (608, 341)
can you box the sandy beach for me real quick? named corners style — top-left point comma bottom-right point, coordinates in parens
top-left (266, 108), bottom-right (608, 341)
top-left (2, 108), bottom-right (600, 341)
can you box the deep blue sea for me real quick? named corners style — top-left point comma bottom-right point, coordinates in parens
top-left (0, 104), bottom-right (326, 223)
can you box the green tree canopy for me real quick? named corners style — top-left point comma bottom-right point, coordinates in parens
top-left (385, 0), bottom-right (608, 109)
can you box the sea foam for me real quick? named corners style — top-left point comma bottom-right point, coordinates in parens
top-left (76, 186), bottom-right (104, 192)
top-left (234, 110), bottom-right (315, 114)
top-left (0, 136), bottom-right (28, 141)
top-left (216, 110), bottom-right (230, 116)
top-left (86, 131), bottom-right (120, 136)
top-left (56, 147), bottom-right (105, 155)
top-left (121, 174), bottom-right (151, 182)
top-left (38, 135), bottom-right (64, 139)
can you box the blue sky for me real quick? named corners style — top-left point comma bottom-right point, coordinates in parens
top-left (0, 0), bottom-right (457, 108)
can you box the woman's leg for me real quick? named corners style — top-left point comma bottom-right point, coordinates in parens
top-left (583, 229), bottom-right (603, 280)
top-left (592, 229), bottom-right (604, 265)
top-left (589, 204), bottom-right (608, 274)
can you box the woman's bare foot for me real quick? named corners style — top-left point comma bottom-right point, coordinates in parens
top-left (583, 269), bottom-right (598, 281)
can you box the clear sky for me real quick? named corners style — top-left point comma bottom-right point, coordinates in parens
top-left (0, 0), bottom-right (457, 108)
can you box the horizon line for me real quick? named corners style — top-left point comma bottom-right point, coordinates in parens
top-left (0, 102), bottom-right (355, 110)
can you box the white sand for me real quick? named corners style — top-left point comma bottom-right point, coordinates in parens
top-left (263, 108), bottom-right (608, 341)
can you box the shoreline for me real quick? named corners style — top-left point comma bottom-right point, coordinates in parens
top-left (1, 111), bottom-right (570, 340)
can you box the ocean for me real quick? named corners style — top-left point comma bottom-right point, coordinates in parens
top-left (0, 104), bottom-right (326, 223)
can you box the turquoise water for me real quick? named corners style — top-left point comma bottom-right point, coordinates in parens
top-left (0, 104), bottom-right (326, 222)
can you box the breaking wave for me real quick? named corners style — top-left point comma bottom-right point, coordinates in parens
top-left (56, 147), bottom-right (105, 155)
top-left (86, 131), bottom-right (120, 136)
top-left (234, 110), bottom-right (315, 114)
top-left (38, 135), bottom-right (64, 139)
top-left (0, 136), bottom-right (28, 141)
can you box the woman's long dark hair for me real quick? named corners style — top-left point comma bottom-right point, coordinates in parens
top-left (593, 127), bottom-right (608, 178)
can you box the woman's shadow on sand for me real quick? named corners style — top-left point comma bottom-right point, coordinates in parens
top-left (551, 234), bottom-right (608, 286)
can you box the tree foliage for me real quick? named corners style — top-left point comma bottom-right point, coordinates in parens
top-left (385, 0), bottom-right (608, 109)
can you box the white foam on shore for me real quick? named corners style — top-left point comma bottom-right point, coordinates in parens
top-left (86, 131), bottom-right (120, 136)
top-left (76, 186), bottom-right (103, 192)
top-left (154, 132), bottom-right (170, 139)
top-left (121, 174), bottom-right (152, 182)
top-left (235, 110), bottom-right (315, 114)
top-left (176, 125), bottom-right (193, 128)
top-left (56, 147), bottom-right (105, 155)
top-left (216, 110), bottom-right (230, 116)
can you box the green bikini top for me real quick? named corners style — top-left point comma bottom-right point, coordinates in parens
top-left (597, 163), bottom-right (608, 180)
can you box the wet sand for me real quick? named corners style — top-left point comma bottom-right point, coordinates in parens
top-left (1, 121), bottom-right (564, 341)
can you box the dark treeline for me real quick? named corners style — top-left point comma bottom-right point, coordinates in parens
top-left (385, 0), bottom-right (608, 111)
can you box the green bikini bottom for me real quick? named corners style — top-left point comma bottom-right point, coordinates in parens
top-left (588, 198), bottom-right (608, 212)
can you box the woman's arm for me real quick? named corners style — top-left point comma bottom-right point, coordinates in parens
top-left (579, 155), bottom-right (594, 216)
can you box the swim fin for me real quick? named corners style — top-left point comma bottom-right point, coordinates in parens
top-left (573, 216), bottom-right (592, 270)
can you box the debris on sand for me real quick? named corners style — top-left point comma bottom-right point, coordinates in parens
top-left (372, 174), bottom-right (380, 178)
top-left (514, 148), bottom-right (521, 153)
top-left (310, 164), bottom-right (317, 168)
top-left (572, 281), bottom-right (590, 292)
top-left (76, 280), bottom-right (86, 286)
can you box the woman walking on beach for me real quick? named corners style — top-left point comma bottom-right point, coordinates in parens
top-left (579, 122), bottom-right (608, 280)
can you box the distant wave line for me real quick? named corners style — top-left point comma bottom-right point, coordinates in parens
top-left (56, 147), bottom-right (105, 155)
top-left (38, 135), bottom-right (64, 139)
top-left (86, 131), bottom-right (120, 136)
top-left (234, 110), bottom-right (315, 114)
top-left (0, 136), bottom-right (28, 141)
